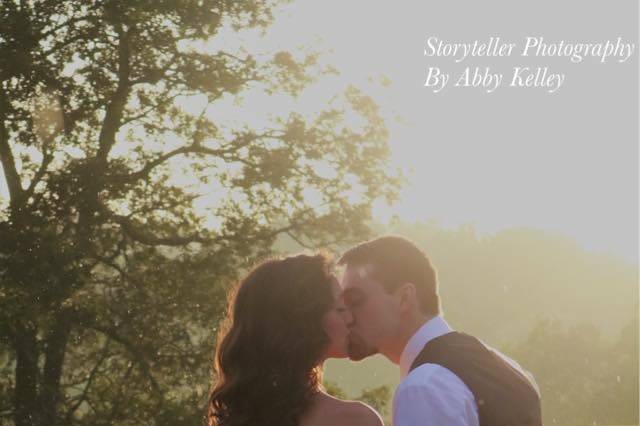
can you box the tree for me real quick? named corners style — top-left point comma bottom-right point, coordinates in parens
top-left (592, 308), bottom-right (639, 425)
top-left (322, 380), bottom-right (347, 400)
top-left (322, 380), bottom-right (391, 419)
top-left (508, 318), bottom-right (640, 426)
top-left (356, 385), bottom-right (391, 417)
top-left (0, 1), bottom-right (400, 424)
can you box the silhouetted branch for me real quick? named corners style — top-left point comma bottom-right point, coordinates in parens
top-left (96, 23), bottom-right (134, 166)
top-left (24, 132), bottom-right (56, 203)
top-left (111, 130), bottom-right (279, 183)
top-left (71, 310), bottom-right (163, 400)
top-left (111, 213), bottom-right (213, 246)
top-left (64, 338), bottom-right (112, 422)
top-left (0, 87), bottom-right (23, 207)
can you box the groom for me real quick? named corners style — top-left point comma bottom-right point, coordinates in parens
top-left (338, 235), bottom-right (542, 426)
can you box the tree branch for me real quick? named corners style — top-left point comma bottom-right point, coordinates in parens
top-left (129, 52), bottom-right (179, 86)
top-left (96, 24), bottom-right (134, 167)
top-left (64, 337), bottom-right (112, 423)
top-left (37, 4), bottom-right (102, 41)
top-left (119, 91), bottom-right (184, 127)
top-left (39, 32), bottom-right (92, 59)
top-left (120, 225), bottom-right (209, 246)
top-left (23, 133), bottom-right (55, 204)
top-left (108, 211), bottom-right (214, 246)
top-left (0, 85), bottom-right (23, 208)
top-left (110, 145), bottom-right (223, 183)
top-left (285, 230), bottom-right (314, 249)
top-left (104, 361), bottom-right (135, 424)
top-left (110, 130), bottom-right (279, 184)
top-left (71, 310), bottom-right (163, 400)
top-left (39, 308), bottom-right (73, 423)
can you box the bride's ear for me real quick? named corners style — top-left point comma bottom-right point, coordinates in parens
top-left (397, 282), bottom-right (417, 313)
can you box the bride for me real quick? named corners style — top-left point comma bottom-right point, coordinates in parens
top-left (207, 253), bottom-right (384, 426)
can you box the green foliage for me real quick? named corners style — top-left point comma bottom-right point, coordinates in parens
top-left (357, 385), bottom-right (391, 417)
top-left (509, 315), bottom-right (639, 426)
top-left (322, 379), bottom-right (391, 419)
top-left (0, 1), bottom-right (400, 425)
top-left (322, 380), bottom-right (347, 400)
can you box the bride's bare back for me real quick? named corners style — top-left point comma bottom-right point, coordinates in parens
top-left (299, 392), bottom-right (384, 426)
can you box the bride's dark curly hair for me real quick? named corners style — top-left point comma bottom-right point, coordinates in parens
top-left (207, 253), bottom-right (336, 426)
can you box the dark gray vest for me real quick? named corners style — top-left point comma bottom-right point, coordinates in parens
top-left (409, 332), bottom-right (542, 426)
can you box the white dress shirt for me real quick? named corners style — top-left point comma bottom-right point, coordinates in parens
top-left (392, 316), bottom-right (537, 426)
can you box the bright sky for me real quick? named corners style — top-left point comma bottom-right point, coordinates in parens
top-left (255, 0), bottom-right (639, 263)
top-left (1, 0), bottom-right (638, 263)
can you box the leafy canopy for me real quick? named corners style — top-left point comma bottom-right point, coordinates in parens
top-left (0, 1), bottom-right (400, 424)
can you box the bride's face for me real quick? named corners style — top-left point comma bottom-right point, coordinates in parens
top-left (321, 276), bottom-right (353, 359)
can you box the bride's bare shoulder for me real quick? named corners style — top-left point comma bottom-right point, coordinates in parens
top-left (337, 400), bottom-right (384, 426)
top-left (300, 392), bottom-right (384, 426)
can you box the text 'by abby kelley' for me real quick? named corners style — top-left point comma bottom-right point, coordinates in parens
top-left (425, 66), bottom-right (565, 94)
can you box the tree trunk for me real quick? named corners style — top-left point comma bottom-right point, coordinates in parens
top-left (38, 310), bottom-right (72, 425)
top-left (12, 323), bottom-right (39, 426)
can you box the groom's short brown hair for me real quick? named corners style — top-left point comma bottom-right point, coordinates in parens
top-left (338, 235), bottom-right (440, 315)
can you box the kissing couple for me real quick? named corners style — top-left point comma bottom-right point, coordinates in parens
top-left (207, 236), bottom-right (542, 426)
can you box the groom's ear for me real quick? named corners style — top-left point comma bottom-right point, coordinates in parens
top-left (397, 282), bottom-right (418, 313)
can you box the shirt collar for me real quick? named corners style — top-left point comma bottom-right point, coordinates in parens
top-left (399, 316), bottom-right (453, 378)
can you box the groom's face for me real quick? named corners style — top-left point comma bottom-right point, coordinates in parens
top-left (340, 263), bottom-right (400, 361)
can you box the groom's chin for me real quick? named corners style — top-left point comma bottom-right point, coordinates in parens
top-left (346, 333), bottom-right (377, 361)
